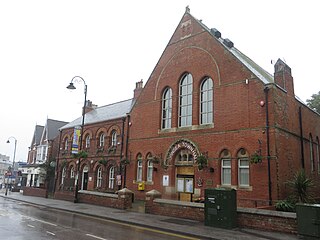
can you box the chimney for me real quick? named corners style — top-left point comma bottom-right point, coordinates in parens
top-left (84, 100), bottom-right (97, 114)
top-left (134, 80), bottom-right (143, 100)
top-left (274, 59), bottom-right (294, 96)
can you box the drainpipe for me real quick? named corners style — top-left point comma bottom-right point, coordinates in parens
top-left (53, 130), bottom-right (62, 195)
top-left (120, 117), bottom-right (125, 188)
top-left (299, 106), bottom-right (305, 168)
top-left (124, 114), bottom-right (131, 188)
top-left (264, 87), bottom-right (272, 206)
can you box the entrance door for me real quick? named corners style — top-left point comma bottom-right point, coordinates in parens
top-left (81, 165), bottom-right (89, 190)
top-left (176, 167), bottom-right (194, 202)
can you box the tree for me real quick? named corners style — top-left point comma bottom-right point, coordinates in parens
top-left (306, 91), bottom-right (320, 113)
top-left (287, 169), bottom-right (314, 203)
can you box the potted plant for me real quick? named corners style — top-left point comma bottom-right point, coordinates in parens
top-left (98, 158), bottom-right (108, 166)
top-left (250, 151), bottom-right (262, 164)
top-left (196, 155), bottom-right (208, 170)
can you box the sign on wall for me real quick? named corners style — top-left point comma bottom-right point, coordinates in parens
top-left (72, 126), bottom-right (81, 154)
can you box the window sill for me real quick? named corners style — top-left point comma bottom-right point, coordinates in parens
top-left (159, 123), bottom-right (214, 134)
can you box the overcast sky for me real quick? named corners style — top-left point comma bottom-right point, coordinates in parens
top-left (1, 0), bottom-right (319, 162)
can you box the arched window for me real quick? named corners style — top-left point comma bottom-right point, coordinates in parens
top-left (99, 133), bottom-right (105, 147)
top-left (137, 154), bottom-right (143, 182)
top-left (221, 150), bottom-right (231, 186)
top-left (111, 130), bottom-right (117, 147)
top-left (61, 167), bottom-right (66, 185)
top-left (147, 153), bottom-right (153, 182)
top-left (108, 166), bottom-right (115, 189)
top-left (179, 73), bottom-right (193, 127)
top-left (64, 137), bottom-right (69, 151)
top-left (162, 88), bottom-right (172, 129)
top-left (70, 166), bottom-right (75, 179)
top-left (85, 135), bottom-right (90, 148)
top-left (97, 166), bottom-right (102, 188)
top-left (200, 77), bottom-right (213, 124)
top-left (310, 134), bottom-right (314, 172)
top-left (175, 149), bottom-right (194, 165)
top-left (238, 148), bottom-right (249, 187)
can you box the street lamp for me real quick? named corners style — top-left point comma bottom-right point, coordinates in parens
top-left (67, 76), bottom-right (87, 203)
top-left (5, 136), bottom-right (17, 196)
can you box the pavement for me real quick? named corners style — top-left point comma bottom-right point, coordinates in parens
top-left (0, 189), bottom-right (300, 240)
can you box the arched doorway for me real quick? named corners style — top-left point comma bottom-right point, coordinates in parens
top-left (165, 139), bottom-right (200, 202)
top-left (81, 165), bottom-right (89, 190)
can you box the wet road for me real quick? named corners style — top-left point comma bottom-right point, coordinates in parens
top-left (0, 198), bottom-right (201, 240)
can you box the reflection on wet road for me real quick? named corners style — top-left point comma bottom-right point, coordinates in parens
top-left (0, 198), bottom-right (201, 240)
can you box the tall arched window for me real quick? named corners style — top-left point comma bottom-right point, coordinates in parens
top-left (310, 134), bottom-right (314, 172)
top-left (179, 73), bottom-right (193, 127)
top-left (85, 135), bottom-right (90, 148)
top-left (221, 150), bottom-right (231, 186)
top-left (64, 137), bottom-right (69, 151)
top-left (97, 166), bottom-right (102, 188)
top-left (108, 166), bottom-right (115, 189)
top-left (137, 154), bottom-right (143, 182)
top-left (238, 148), bottom-right (249, 187)
top-left (162, 88), bottom-right (172, 129)
top-left (200, 77), bottom-right (213, 124)
top-left (70, 166), bottom-right (75, 179)
top-left (111, 130), bottom-right (117, 147)
top-left (146, 153), bottom-right (153, 182)
top-left (99, 133), bottom-right (105, 147)
top-left (61, 167), bottom-right (66, 185)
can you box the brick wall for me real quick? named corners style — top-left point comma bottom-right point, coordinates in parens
top-left (146, 198), bottom-right (297, 234)
top-left (23, 187), bottom-right (48, 198)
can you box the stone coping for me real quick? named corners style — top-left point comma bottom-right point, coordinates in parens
top-left (154, 198), bottom-right (204, 208)
top-left (153, 198), bottom-right (297, 219)
top-left (78, 190), bottom-right (118, 199)
top-left (237, 207), bottom-right (297, 219)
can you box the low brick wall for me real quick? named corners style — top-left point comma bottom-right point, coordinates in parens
top-left (54, 190), bottom-right (75, 202)
top-left (146, 198), bottom-right (297, 234)
top-left (23, 187), bottom-right (48, 198)
top-left (54, 188), bottom-right (133, 210)
top-left (78, 190), bottom-right (132, 210)
top-left (237, 208), bottom-right (297, 234)
top-left (146, 198), bottom-right (204, 221)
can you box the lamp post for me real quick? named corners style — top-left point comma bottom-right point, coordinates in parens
top-left (67, 76), bottom-right (87, 203)
top-left (6, 136), bottom-right (17, 196)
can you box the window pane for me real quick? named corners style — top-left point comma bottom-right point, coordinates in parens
top-left (222, 169), bottom-right (231, 185)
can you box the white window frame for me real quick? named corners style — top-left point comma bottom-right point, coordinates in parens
top-left (111, 131), bottom-right (117, 147)
top-left (70, 167), bottom-right (75, 179)
top-left (179, 73), bottom-right (193, 127)
top-left (64, 138), bottom-right (68, 151)
top-left (85, 135), bottom-right (90, 148)
top-left (238, 158), bottom-right (250, 187)
top-left (99, 133), bottom-right (105, 147)
top-left (221, 159), bottom-right (231, 186)
top-left (108, 166), bottom-right (115, 189)
top-left (147, 160), bottom-right (153, 182)
top-left (61, 167), bottom-right (66, 185)
top-left (137, 158), bottom-right (143, 182)
top-left (97, 166), bottom-right (102, 188)
top-left (200, 78), bottom-right (213, 125)
top-left (162, 88), bottom-right (172, 129)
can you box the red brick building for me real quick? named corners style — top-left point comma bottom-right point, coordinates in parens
top-left (55, 8), bottom-right (319, 208)
top-left (55, 99), bottom-right (133, 201)
top-left (125, 8), bottom-right (320, 207)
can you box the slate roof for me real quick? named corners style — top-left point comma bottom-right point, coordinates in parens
top-left (46, 119), bottom-right (69, 140)
top-left (30, 125), bottom-right (44, 147)
top-left (60, 99), bottom-right (133, 130)
top-left (194, 12), bottom-right (274, 84)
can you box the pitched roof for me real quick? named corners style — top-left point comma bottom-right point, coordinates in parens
top-left (46, 119), bottom-right (69, 140)
top-left (189, 10), bottom-right (274, 84)
top-left (30, 125), bottom-right (44, 147)
top-left (60, 99), bottom-right (133, 130)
